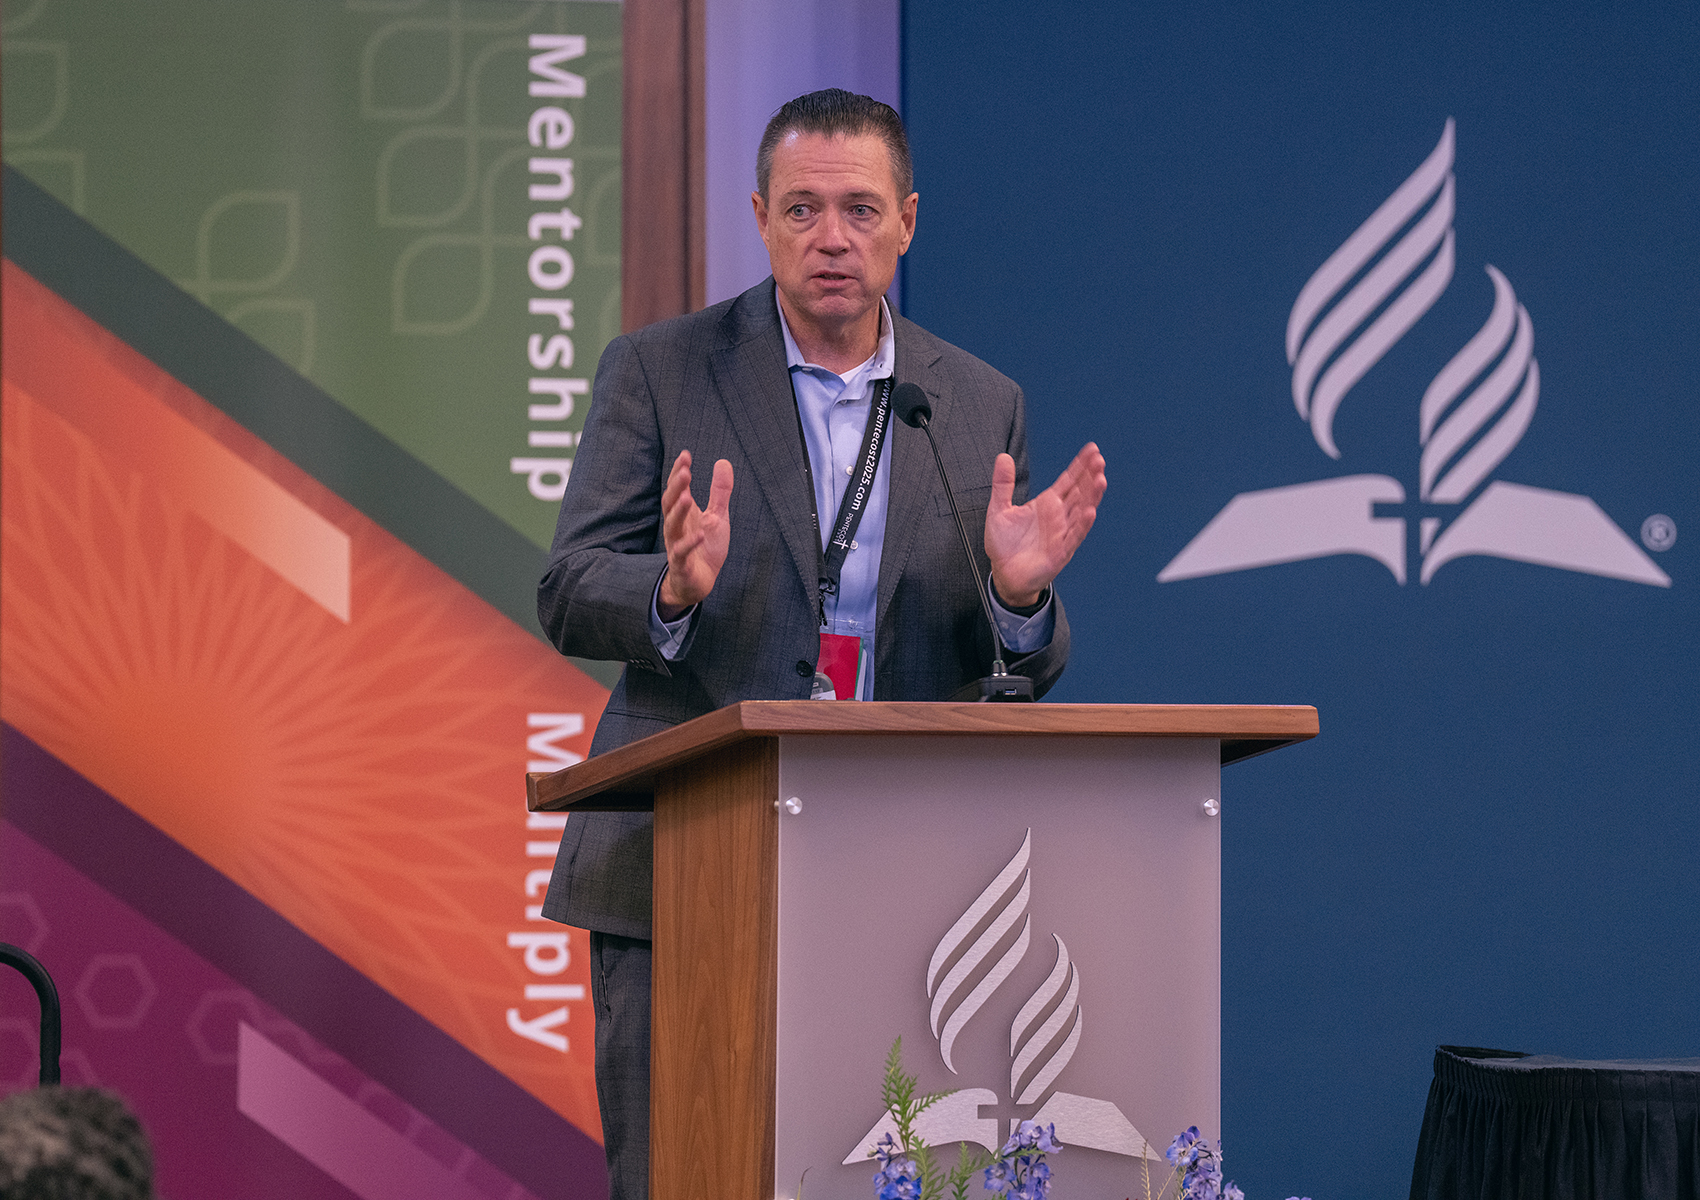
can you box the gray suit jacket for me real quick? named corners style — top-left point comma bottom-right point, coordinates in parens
top-left (537, 279), bottom-right (1069, 938)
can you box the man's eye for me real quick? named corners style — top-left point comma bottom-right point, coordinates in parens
top-left (789, 205), bottom-right (810, 217)
top-left (850, 205), bottom-right (872, 217)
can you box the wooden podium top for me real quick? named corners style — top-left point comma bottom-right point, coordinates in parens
top-left (526, 701), bottom-right (1318, 812)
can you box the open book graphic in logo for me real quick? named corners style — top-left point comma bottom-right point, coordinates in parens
top-left (843, 831), bottom-right (1156, 1164)
top-left (1161, 120), bottom-right (1669, 588)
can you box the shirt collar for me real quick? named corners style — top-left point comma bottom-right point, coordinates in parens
top-left (776, 293), bottom-right (895, 389)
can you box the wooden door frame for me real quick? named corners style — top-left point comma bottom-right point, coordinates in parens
top-left (622, 0), bottom-right (706, 330)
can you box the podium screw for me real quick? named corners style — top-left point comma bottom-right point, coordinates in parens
top-left (1201, 798), bottom-right (1221, 817)
top-left (778, 796), bottom-right (803, 815)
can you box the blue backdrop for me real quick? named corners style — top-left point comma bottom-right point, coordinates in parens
top-left (903, 3), bottom-right (1698, 1196)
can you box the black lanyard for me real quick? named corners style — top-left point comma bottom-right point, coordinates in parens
top-left (792, 375), bottom-right (895, 625)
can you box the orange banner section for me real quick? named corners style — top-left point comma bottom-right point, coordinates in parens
top-left (1, 265), bottom-right (353, 620)
top-left (1, 262), bottom-right (608, 1138)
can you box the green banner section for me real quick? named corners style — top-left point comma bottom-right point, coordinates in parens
top-left (2, 0), bottom-right (621, 552)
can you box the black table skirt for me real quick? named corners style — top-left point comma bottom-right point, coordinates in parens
top-left (1410, 1046), bottom-right (1700, 1200)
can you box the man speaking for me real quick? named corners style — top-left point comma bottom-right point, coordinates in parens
top-left (535, 89), bottom-right (1107, 1199)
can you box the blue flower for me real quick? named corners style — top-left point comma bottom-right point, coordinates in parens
top-left (1183, 1150), bottom-right (1226, 1200)
top-left (1167, 1126), bottom-right (1203, 1167)
top-left (869, 1134), bottom-right (923, 1200)
top-left (873, 1154), bottom-right (920, 1200)
top-left (982, 1120), bottom-right (1058, 1200)
top-left (1185, 1168), bottom-right (1220, 1195)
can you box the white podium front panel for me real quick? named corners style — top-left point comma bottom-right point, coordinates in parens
top-left (773, 734), bottom-right (1221, 1200)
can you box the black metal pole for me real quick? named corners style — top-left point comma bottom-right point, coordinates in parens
top-left (0, 942), bottom-right (62, 1085)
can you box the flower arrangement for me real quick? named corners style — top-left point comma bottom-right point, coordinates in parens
top-left (868, 1039), bottom-right (1313, 1200)
top-left (1138, 1126), bottom-right (1241, 1200)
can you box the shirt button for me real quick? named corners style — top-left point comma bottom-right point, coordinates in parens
top-left (795, 660), bottom-right (813, 677)
top-left (844, 464), bottom-right (853, 475)
top-left (851, 540), bottom-right (859, 549)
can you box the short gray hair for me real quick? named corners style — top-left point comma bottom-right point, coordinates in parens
top-left (756, 89), bottom-right (913, 200)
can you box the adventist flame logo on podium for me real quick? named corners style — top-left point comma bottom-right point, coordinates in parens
top-left (1161, 120), bottom-right (1670, 588)
top-left (843, 832), bottom-right (1157, 1165)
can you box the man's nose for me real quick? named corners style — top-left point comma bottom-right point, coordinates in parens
top-left (816, 208), bottom-right (850, 252)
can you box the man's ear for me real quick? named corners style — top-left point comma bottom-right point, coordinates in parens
top-left (752, 190), bottom-right (771, 249)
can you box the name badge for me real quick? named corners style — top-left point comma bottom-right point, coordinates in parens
top-left (814, 632), bottom-right (866, 700)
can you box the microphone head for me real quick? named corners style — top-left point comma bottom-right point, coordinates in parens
top-left (891, 382), bottom-right (932, 428)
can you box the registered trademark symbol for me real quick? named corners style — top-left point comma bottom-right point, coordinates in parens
top-left (1641, 514), bottom-right (1677, 552)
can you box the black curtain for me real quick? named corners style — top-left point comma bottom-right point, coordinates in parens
top-left (1410, 1046), bottom-right (1700, 1200)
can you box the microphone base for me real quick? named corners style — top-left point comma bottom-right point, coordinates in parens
top-left (973, 673), bottom-right (1035, 702)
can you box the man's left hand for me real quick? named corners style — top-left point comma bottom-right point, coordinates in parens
top-left (985, 442), bottom-right (1107, 608)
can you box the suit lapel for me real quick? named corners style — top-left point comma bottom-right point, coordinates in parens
top-left (876, 319), bottom-right (947, 631)
top-left (709, 282), bottom-right (822, 607)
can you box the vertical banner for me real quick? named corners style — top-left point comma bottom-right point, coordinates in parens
top-left (2, 2), bottom-right (620, 1197)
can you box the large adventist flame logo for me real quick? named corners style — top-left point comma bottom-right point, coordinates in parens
top-left (1161, 120), bottom-right (1669, 588)
top-left (844, 832), bottom-right (1154, 1164)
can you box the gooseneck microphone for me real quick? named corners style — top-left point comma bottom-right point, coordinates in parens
top-left (891, 383), bottom-right (1035, 702)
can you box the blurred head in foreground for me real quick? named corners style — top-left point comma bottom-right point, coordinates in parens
top-left (0, 1086), bottom-right (154, 1200)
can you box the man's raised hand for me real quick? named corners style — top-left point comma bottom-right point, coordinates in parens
top-left (657, 450), bottom-right (734, 619)
top-left (984, 442), bottom-right (1107, 608)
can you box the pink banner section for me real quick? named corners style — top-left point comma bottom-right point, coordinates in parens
top-left (0, 822), bottom-right (540, 1200)
top-left (238, 1023), bottom-right (498, 1200)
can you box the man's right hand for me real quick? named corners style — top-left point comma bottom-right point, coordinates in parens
top-left (657, 450), bottom-right (734, 619)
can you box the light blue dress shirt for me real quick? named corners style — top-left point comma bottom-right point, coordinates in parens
top-left (651, 296), bottom-right (1054, 695)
